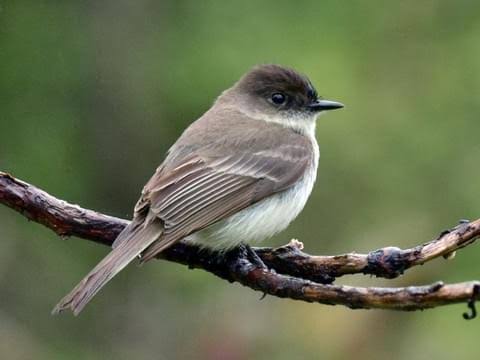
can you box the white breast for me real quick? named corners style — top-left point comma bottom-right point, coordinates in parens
top-left (190, 135), bottom-right (319, 251)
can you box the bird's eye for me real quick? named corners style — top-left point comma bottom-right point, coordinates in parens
top-left (271, 93), bottom-right (286, 105)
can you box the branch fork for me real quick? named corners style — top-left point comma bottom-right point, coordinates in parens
top-left (1, 171), bottom-right (479, 316)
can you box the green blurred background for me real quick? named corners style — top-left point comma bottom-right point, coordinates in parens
top-left (1, 1), bottom-right (480, 359)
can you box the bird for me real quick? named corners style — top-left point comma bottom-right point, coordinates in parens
top-left (52, 64), bottom-right (344, 315)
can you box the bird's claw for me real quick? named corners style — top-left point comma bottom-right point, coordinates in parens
top-left (240, 244), bottom-right (269, 271)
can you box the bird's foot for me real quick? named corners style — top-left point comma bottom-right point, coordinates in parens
top-left (233, 243), bottom-right (269, 271)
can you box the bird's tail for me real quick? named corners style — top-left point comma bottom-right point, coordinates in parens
top-left (52, 218), bottom-right (163, 316)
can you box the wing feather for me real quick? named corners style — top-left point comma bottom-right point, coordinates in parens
top-left (132, 116), bottom-right (314, 262)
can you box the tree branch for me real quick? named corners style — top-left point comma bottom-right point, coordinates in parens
top-left (1, 171), bottom-right (479, 314)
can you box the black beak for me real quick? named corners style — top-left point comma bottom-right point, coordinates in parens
top-left (307, 99), bottom-right (344, 112)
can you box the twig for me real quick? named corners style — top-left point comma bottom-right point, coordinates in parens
top-left (257, 217), bottom-right (480, 282)
top-left (1, 171), bottom-right (479, 313)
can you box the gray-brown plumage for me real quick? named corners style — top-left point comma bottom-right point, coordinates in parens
top-left (52, 64), bottom-right (343, 315)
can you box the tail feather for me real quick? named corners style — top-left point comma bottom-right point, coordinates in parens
top-left (52, 219), bottom-right (163, 316)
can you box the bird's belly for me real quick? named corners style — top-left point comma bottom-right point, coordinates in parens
top-left (188, 166), bottom-right (317, 251)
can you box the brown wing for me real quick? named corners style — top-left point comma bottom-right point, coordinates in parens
top-left (138, 142), bottom-right (312, 262)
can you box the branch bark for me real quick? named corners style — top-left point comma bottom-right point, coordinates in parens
top-left (1, 171), bottom-right (479, 314)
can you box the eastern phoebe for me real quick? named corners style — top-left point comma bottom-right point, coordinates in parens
top-left (53, 64), bottom-right (343, 315)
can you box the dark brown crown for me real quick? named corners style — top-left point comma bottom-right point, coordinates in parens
top-left (238, 64), bottom-right (318, 106)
